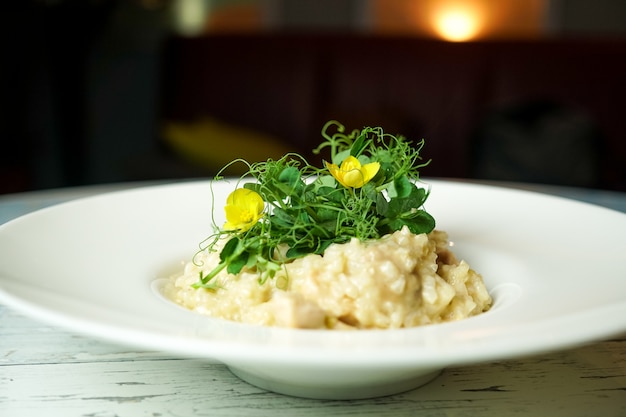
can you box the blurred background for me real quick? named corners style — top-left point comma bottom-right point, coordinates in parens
top-left (2, 0), bottom-right (626, 195)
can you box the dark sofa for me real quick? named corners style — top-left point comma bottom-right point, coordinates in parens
top-left (161, 34), bottom-right (626, 191)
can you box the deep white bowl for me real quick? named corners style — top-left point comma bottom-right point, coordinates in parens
top-left (1, 180), bottom-right (625, 399)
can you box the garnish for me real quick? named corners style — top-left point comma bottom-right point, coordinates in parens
top-left (194, 120), bottom-right (435, 289)
top-left (325, 156), bottom-right (380, 189)
top-left (223, 188), bottom-right (265, 232)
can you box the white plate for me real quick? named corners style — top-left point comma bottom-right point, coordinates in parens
top-left (1, 180), bottom-right (625, 399)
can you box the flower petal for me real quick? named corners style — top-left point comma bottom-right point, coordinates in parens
top-left (223, 188), bottom-right (264, 231)
top-left (361, 162), bottom-right (380, 183)
top-left (342, 168), bottom-right (366, 188)
top-left (339, 156), bottom-right (361, 171)
top-left (326, 156), bottom-right (380, 188)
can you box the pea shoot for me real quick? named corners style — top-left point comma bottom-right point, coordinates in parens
top-left (194, 120), bottom-right (435, 289)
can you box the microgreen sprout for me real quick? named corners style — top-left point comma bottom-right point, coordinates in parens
top-left (194, 121), bottom-right (435, 288)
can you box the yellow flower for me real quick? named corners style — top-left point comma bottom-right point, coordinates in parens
top-left (223, 188), bottom-right (264, 232)
top-left (326, 156), bottom-right (380, 189)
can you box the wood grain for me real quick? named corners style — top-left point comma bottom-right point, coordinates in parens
top-left (2, 307), bottom-right (624, 417)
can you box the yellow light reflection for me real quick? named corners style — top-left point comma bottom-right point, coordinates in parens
top-left (433, 7), bottom-right (481, 41)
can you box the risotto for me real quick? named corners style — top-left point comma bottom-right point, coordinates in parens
top-left (164, 121), bottom-right (492, 329)
top-left (164, 227), bottom-right (492, 329)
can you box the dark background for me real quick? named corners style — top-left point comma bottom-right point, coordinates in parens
top-left (2, 0), bottom-right (626, 195)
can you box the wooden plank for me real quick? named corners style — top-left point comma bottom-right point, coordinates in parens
top-left (2, 305), bottom-right (625, 417)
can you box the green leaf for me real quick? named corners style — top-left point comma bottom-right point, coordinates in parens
top-left (278, 166), bottom-right (301, 186)
top-left (376, 193), bottom-right (389, 216)
top-left (386, 186), bottom-right (428, 217)
top-left (246, 253), bottom-right (259, 269)
top-left (350, 131), bottom-right (368, 157)
top-left (411, 185), bottom-right (429, 205)
top-left (243, 182), bottom-right (262, 194)
top-left (275, 167), bottom-right (303, 196)
top-left (375, 148), bottom-right (392, 162)
top-left (297, 211), bottom-right (311, 224)
top-left (219, 237), bottom-right (242, 263)
top-left (218, 237), bottom-right (252, 275)
top-left (317, 186), bottom-right (344, 204)
top-left (317, 220), bottom-right (338, 235)
top-left (317, 207), bottom-right (338, 222)
top-left (387, 211), bottom-right (435, 234)
top-left (271, 207), bottom-right (295, 228)
top-left (333, 149), bottom-right (350, 165)
top-left (315, 239), bottom-right (334, 254)
top-left (386, 197), bottom-right (412, 218)
top-left (303, 183), bottom-right (318, 203)
top-left (391, 176), bottom-right (413, 198)
top-left (362, 182), bottom-right (378, 202)
top-left (377, 161), bottom-right (395, 183)
top-left (226, 252), bottom-right (248, 275)
top-left (315, 174), bottom-right (336, 188)
top-left (286, 243), bottom-right (315, 259)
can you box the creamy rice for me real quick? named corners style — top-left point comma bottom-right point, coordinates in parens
top-left (164, 227), bottom-right (492, 329)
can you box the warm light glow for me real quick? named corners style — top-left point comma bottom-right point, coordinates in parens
top-left (371, 0), bottom-right (547, 40)
top-left (172, 0), bottom-right (210, 36)
top-left (433, 7), bottom-right (481, 41)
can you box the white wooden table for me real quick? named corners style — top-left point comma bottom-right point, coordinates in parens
top-left (1, 181), bottom-right (625, 417)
